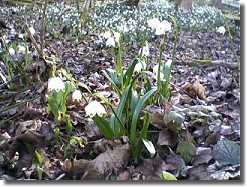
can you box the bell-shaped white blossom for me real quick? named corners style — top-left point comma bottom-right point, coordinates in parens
top-left (85, 100), bottom-right (106, 117)
top-left (8, 48), bottom-right (15, 56)
top-left (18, 45), bottom-right (26, 54)
top-left (147, 18), bottom-right (160, 30)
top-left (113, 31), bottom-right (121, 44)
top-left (48, 77), bottom-right (65, 92)
top-left (155, 20), bottom-right (172, 35)
top-left (29, 26), bottom-right (35, 35)
top-left (106, 37), bottom-right (116, 47)
top-left (101, 31), bottom-right (112, 39)
top-left (134, 60), bottom-right (146, 73)
top-left (217, 26), bottom-right (226, 35)
top-left (153, 64), bottom-right (164, 80)
top-left (72, 89), bottom-right (82, 103)
top-left (139, 41), bottom-right (149, 57)
top-left (148, 18), bottom-right (172, 35)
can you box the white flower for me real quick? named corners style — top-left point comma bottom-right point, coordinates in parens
top-left (85, 100), bottom-right (106, 117)
top-left (29, 26), bottom-right (35, 35)
top-left (18, 33), bottom-right (24, 40)
top-left (153, 64), bottom-right (164, 80)
top-left (8, 48), bottom-right (15, 56)
top-left (72, 90), bottom-right (82, 103)
top-left (106, 37), bottom-right (116, 47)
top-left (155, 20), bottom-right (172, 35)
top-left (48, 77), bottom-right (65, 92)
top-left (217, 26), bottom-right (226, 35)
top-left (147, 18), bottom-right (160, 30)
top-left (148, 18), bottom-right (172, 35)
top-left (113, 31), bottom-right (121, 44)
top-left (18, 45), bottom-right (26, 54)
top-left (101, 31), bottom-right (112, 39)
top-left (139, 41), bottom-right (149, 57)
top-left (134, 60), bottom-right (146, 73)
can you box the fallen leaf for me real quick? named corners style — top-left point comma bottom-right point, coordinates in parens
top-left (64, 143), bottom-right (130, 180)
top-left (161, 171), bottom-right (177, 181)
top-left (176, 141), bottom-right (196, 164)
top-left (157, 129), bottom-right (177, 147)
top-left (192, 147), bottom-right (212, 166)
top-left (212, 139), bottom-right (240, 166)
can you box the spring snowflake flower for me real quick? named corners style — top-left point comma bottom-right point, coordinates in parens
top-left (113, 31), bottom-right (121, 44)
top-left (153, 64), bottom-right (164, 80)
top-left (101, 31), bottom-right (112, 39)
top-left (85, 100), bottom-right (106, 117)
top-left (18, 45), bottom-right (26, 54)
top-left (8, 48), bottom-right (15, 56)
top-left (148, 18), bottom-right (172, 35)
top-left (155, 20), bottom-right (172, 35)
top-left (106, 37), bottom-right (116, 47)
top-left (72, 89), bottom-right (82, 102)
top-left (147, 18), bottom-right (160, 30)
top-left (134, 60), bottom-right (146, 73)
top-left (48, 77), bottom-right (65, 92)
top-left (139, 41), bottom-right (149, 57)
top-left (29, 26), bottom-right (35, 35)
top-left (216, 26), bottom-right (226, 35)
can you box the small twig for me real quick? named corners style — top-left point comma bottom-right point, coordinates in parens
top-left (0, 96), bottom-right (40, 114)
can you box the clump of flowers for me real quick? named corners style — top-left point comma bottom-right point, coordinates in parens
top-left (47, 76), bottom-right (75, 132)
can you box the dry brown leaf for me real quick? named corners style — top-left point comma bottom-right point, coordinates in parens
top-left (63, 143), bottom-right (130, 180)
top-left (183, 80), bottom-right (206, 100)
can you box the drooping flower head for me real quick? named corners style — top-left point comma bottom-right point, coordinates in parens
top-left (48, 77), bottom-right (65, 92)
top-left (134, 60), bottom-right (147, 73)
top-left (72, 89), bottom-right (82, 103)
top-left (216, 26), bottom-right (226, 35)
top-left (29, 26), bottom-right (35, 35)
top-left (85, 100), bottom-right (106, 118)
top-left (147, 18), bottom-right (172, 35)
top-left (139, 41), bottom-right (150, 57)
top-left (8, 48), bottom-right (15, 56)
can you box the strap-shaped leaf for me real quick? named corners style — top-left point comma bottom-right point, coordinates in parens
top-left (94, 115), bottom-right (114, 139)
top-left (130, 89), bottom-right (155, 145)
top-left (110, 84), bottom-right (132, 136)
top-left (123, 58), bottom-right (139, 87)
top-left (102, 69), bottom-right (121, 95)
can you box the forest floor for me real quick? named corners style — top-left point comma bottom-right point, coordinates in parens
top-left (0, 1), bottom-right (240, 181)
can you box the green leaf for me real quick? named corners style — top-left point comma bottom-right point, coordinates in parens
top-left (161, 171), bottom-right (177, 181)
top-left (176, 141), bottom-right (196, 164)
top-left (102, 69), bottom-right (121, 95)
top-left (130, 89), bottom-right (155, 146)
top-left (110, 84), bottom-right (132, 136)
top-left (163, 60), bottom-right (172, 82)
top-left (94, 115), bottom-right (114, 139)
top-left (35, 150), bottom-right (45, 165)
top-left (142, 138), bottom-right (156, 157)
top-left (140, 112), bottom-right (150, 140)
top-left (123, 58), bottom-right (139, 87)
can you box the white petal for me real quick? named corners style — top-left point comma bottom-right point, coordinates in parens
top-left (72, 90), bottom-right (82, 102)
top-left (48, 77), bottom-right (65, 92)
top-left (106, 37), bottom-right (115, 47)
top-left (29, 26), bottom-right (35, 35)
top-left (85, 100), bottom-right (106, 118)
top-left (8, 48), bottom-right (15, 56)
top-left (142, 139), bottom-right (156, 156)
